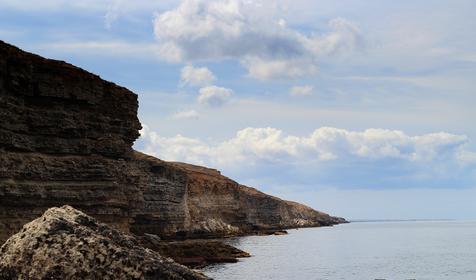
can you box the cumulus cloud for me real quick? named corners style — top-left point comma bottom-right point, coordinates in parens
top-left (153, 0), bottom-right (361, 79)
top-left (138, 126), bottom-right (475, 188)
top-left (139, 124), bottom-right (210, 165)
top-left (140, 126), bottom-right (470, 165)
top-left (171, 109), bottom-right (200, 120)
top-left (180, 65), bottom-right (216, 87)
top-left (290, 85), bottom-right (313, 96)
top-left (197, 86), bottom-right (233, 107)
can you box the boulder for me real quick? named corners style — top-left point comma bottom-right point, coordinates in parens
top-left (0, 206), bottom-right (209, 280)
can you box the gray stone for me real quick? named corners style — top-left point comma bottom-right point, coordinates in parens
top-left (0, 205), bottom-right (209, 280)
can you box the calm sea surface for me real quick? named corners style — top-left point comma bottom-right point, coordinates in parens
top-left (202, 221), bottom-right (476, 280)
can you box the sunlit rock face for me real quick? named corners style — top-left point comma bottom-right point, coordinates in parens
top-left (0, 40), bottom-right (345, 244)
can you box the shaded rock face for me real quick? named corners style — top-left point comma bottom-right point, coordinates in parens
top-left (0, 40), bottom-right (345, 244)
top-left (0, 40), bottom-right (141, 157)
top-left (0, 206), bottom-right (209, 280)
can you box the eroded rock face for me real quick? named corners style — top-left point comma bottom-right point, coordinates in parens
top-left (0, 206), bottom-right (209, 280)
top-left (0, 40), bottom-right (141, 157)
top-left (0, 40), bottom-right (346, 245)
top-left (171, 162), bottom-right (346, 238)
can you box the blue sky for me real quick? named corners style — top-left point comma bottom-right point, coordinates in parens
top-left (1, 0), bottom-right (475, 219)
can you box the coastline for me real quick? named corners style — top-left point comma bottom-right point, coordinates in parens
top-left (142, 222), bottom-right (349, 268)
top-left (0, 40), bottom-right (347, 279)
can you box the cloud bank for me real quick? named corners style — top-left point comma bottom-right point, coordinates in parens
top-left (153, 0), bottom-right (361, 79)
top-left (138, 126), bottom-right (475, 189)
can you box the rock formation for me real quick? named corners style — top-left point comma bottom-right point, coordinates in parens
top-left (0, 40), bottom-right (345, 245)
top-left (0, 206), bottom-right (209, 280)
top-left (138, 238), bottom-right (251, 268)
top-left (170, 161), bottom-right (346, 238)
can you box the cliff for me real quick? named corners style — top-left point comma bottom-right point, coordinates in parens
top-left (169, 160), bottom-right (345, 237)
top-left (0, 40), bottom-right (345, 244)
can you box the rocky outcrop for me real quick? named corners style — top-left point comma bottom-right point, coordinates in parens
top-left (138, 238), bottom-right (251, 268)
top-left (0, 40), bottom-right (345, 245)
top-left (0, 206), bottom-right (209, 280)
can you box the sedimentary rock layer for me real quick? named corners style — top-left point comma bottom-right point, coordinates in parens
top-left (0, 40), bottom-right (345, 244)
top-left (0, 40), bottom-right (141, 157)
top-left (0, 206), bottom-right (208, 280)
top-left (171, 161), bottom-right (346, 238)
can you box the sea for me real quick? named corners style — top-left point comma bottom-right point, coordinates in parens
top-left (202, 220), bottom-right (476, 280)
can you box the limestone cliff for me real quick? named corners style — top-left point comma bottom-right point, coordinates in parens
top-left (170, 160), bottom-right (345, 238)
top-left (0, 40), bottom-right (345, 244)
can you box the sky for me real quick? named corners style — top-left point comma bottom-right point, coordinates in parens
top-left (1, 0), bottom-right (475, 220)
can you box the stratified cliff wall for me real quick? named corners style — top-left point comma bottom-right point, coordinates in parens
top-left (0, 41), bottom-right (141, 157)
top-left (0, 40), bottom-right (143, 242)
top-left (0, 41), bottom-right (344, 244)
top-left (170, 161), bottom-right (345, 238)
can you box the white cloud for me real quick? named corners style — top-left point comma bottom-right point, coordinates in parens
top-left (197, 86), bottom-right (233, 107)
top-left (306, 18), bottom-right (362, 56)
top-left (290, 85), bottom-right (313, 96)
top-left (242, 57), bottom-right (318, 80)
top-left (139, 124), bottom-right (211, 165)
top-left (171, 109), bottom-right (200, 120)
top-left (180, 65), bottom-right (216, 87)
top-left (139, 126), bottom-right (470, 166)
top-left (137, 124), bottom-right (476, 188)
top-left (153, 0), bottom-right (361, 79)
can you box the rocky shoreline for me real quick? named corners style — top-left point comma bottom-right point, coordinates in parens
top-left (0, 205), bottom-right (346, 279)
top-left (139, 238), bottom-right (251, 268)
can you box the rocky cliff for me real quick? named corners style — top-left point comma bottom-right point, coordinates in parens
top-left (0, 40), bottom-right (345, 244)
top-left (170, 161), bottom-right (345, 237)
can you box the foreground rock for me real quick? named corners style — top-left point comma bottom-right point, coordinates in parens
top-left (0, 40), bottom-right (346, 244)
top-left (0, 206), bottom-right (209, 280)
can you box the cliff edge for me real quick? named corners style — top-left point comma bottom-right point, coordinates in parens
top-left (0, 40), bottom-right (346, 244)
